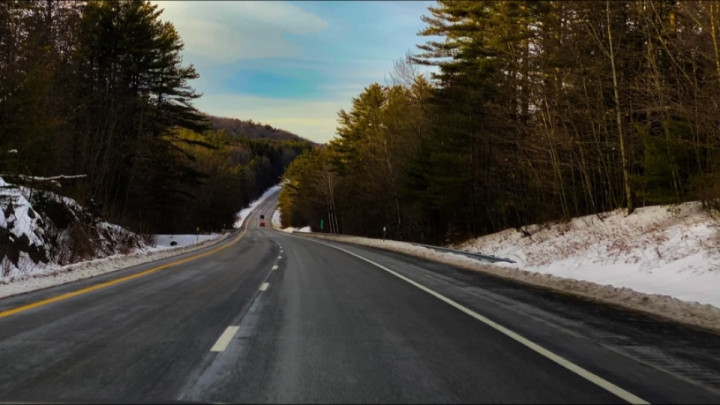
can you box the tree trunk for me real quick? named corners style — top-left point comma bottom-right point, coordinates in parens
top-left (606, 0), bottom-right (634, 214)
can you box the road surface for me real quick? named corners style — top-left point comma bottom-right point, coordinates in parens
top-left (1, 190), bottom-right (719, 403)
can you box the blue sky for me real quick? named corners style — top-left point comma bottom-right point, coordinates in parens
top-left (152, 1), bottom-right (437, 144)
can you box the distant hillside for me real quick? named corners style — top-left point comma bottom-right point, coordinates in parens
top-left (207, 115), bottom-right (315, 143)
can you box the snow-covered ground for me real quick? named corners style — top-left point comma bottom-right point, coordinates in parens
top-left (0, 234), bottom-right (230, 300)
top-left (1, 177), bottom-right (47, 275)
top-left (153, 234), bottom-right (221, 247)
top-left (1, 177), bottom-right (147, 278)
top-left (456, 202), bottom-right (720, 308)
top-left (300, 202), bottom-right (720, 333)
top-left (279, 225), bottom-right (311, 233)
top-left (0, 179), bottom-right (280, 299)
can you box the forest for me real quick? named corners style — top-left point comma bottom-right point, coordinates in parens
top-left (279, 0), bottom-right (720, 244)
top-left (0, 0), bottom-right (314, 234)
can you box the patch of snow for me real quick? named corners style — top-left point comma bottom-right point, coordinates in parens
top-left (17, 174), bottom-right (87, 182)
top-left (279, 225), bottom-right (311, 233)
top-left (1, 185), bottom-right (45, 247)
top-left (153, 234), bottom-right (221, 248)
top-left (271, 209), bottom-right (282, 229)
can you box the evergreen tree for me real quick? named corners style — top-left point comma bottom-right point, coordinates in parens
top-left (70, 0), bottom-right (207, 230)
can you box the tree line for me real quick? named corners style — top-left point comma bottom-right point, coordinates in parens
top-left (0, 0), bottom-right (313, 234)
top-left (279, 0), bottom-right (720, 244)
top-left (209, 116), bottom-right (307, 142)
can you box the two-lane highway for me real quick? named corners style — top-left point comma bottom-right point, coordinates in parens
top-left (1, 190), bottom-right (719, 403)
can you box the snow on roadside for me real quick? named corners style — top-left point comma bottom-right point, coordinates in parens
top-left (454, 202), bottom-right (720, 308)
top-left (153, 234), bottom-right (221, 247)
top-left (271, 209), bottom-right (282, 229)
top-left (0, 232), bottom-right (231, 299)
top-left (299, 202), bottom-right (720, 333)
top-left (278, 225), bottom-right (311, 233)
top-left (0, 181), bottom-right (282, 299)
top-left (233, 185), bottom-right (281, 229)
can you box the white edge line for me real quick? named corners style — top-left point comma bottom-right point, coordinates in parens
top-left (259, 282), bottom-right (270, 291)
top-left (210, 326), bottom-right (239, 352)
top-left (309, 238), bottom-right (649, 405)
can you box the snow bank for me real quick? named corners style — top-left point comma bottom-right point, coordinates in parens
top-left (271, 209), bottom-right (282, 229)
top-left (455, 202), bottom-right (720, 308)
top-left (0, 232), bottom-right (231, 299)
top-left (0, 180), bottom-right (282, 299)
top-left (300, 202), bottom-right (720, 333)
top-left (0, 175), bottom-right (232, 296)
top-left (153, 234), bottom-right (221, 247)
top-left (279, 225), bottom-right (311, 233)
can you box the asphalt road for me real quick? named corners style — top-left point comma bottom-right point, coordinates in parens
top-left (1, 190), bottom-right (719, 404)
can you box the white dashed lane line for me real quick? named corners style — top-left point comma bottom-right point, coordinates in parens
top-left (210, 245), bottom-right (279, 353)
top-left (210, 326), bottom-right (239, 352)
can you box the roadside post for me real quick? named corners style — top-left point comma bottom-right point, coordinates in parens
top-left (383, 226), bottom-right (386, 241)
top-left (320, 219), bottom-right (324, 232)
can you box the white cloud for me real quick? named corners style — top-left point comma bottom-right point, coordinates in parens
top-left (196, 93), bottom-right (348, 144)
top-left (153, 1), bottom-right (327, 63)
top-left (148, 1), bottom-right (436, 144)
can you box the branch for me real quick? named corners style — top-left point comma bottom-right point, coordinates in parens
top-left (13, 174), bottom-right (88, 181)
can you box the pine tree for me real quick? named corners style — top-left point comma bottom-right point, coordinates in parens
top-left (70, 0), bottom-right (207, 229)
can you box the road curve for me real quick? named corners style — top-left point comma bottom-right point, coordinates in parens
top-left (0, 190), bottom-right (719, 404)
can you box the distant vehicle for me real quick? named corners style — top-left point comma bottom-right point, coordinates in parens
top-left (259, 220), bottom-right (266, 227)
top-left (260, 214), bottom-right (265, 219)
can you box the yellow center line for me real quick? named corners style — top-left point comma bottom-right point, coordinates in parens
top-left (0, 227), bottom-right (249, 319)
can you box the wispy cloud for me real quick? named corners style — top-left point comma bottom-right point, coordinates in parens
top-left (155, 1), bottom-right (327, 63)
top-left (150, 1), bottom-right (436, 144)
